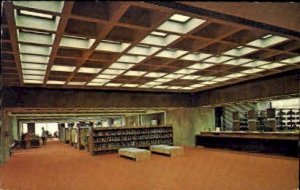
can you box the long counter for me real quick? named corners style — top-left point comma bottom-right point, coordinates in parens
top-left (196, 131), bottom-right (299, 157)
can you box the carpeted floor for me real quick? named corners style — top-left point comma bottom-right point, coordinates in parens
top-left (0, 141), bottom-right (298, 190)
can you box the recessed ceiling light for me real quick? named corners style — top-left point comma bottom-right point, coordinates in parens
top-left (47, 80), bottom-right (65, 85)
top-left (150, 31), bottom-right (168, 37)
top-left (22, 69), bottom-right (46, 75)
top-left (202, 81), bottom-right (218, 85)
top-left (140, 34), bottom-right (180, 47)
top-left (101, 69), bottom-right (125, 75)
top-left (123, 84), bottom-right (138, 88)
top-left (223, 58), bottom-right (253, 66)
top-left (23, 79), bottom-right (43, 84)
top-left (204, 56), bottom-right (233, 63)
top-left (96, 74), bottom-right (117, 79)
top-left (225, 73), bottom-right (247, 78)
top-left (175, 68), bottom-right (197, 74)
top-left (158, 17), bottom-right (206, 34)
top-left (109, 62), bottom-right (134, 70)
top-left (92, 78), bottom-right (110, 83)
top-left (182, 87), bottom-right (193, 90)
top-left (180, 52), bottom-right (212, 61)
top-left (181, 75), bottom-right (200, 80)
top-left (243, 60), bottom-right (270, 67)
top-left (96, 41), bottom-right (130, 53)
top-left (19, 43), bottom-right (52, 56)
top-left (144, 72), bottom-right (167, 78)
top-left (19, 10), bottom-right (53, 19)
top-left (281, 56), bottom-right (300, 64)
top-left (259, 63), bottom-right (286, 69)
top-left (63, 35), bottom-right (88, 40)
top-left (21, 63), bottom-right (47, 70)
top-left (127, 45), bottom-right (161, 56)
top-left (78, 67), bottom-right (101, 74)
top-left (247, 35), bottom-right (288, 48)
top-left (155, 49), bottom-right (188, 59)
top-left (146, 81), bottom-right (163, 86)
top-left (168, 86), bottom-right (182, 90)
top-left (123, 70), bottom-right (146, 76)
top-left (154, 78), bottom-right (173, 83)
top-left (169, 14), bottom-right (191, 23)
top-left (139, 84), bottom-right (153, 88)
top-left (262, 34), bottom-right (273, 39)
top-left (242, 68), bottom-right (265, 74)
top-left (60, 37), bottom-right (95, 49)
top-left (105, 83), bottom-right (122, 87)
top-left (164, 73), bottom-right (184, 79)
top-left (212, 77), bottom-right (231, 82)
top-left (87, 82), bottom-right (104, 86)
top-left (51, 65), bottom-right (75, 72)
top-left (188, 63), bottom-right (214, 70)
top-left (20, 54), bottom-right (49, 63)
top-left (197, 76), bottom-right (216, 81)
top-left (117, 55), bottom-right (146, 63)
top-left (224, 47), bottom-right (258, 56)
top-left (68, 82), bottom-right (85, 85)
top-left (190, 83), bottom-right (206, 88)
top-left (153, 85), bottom-right (169, 89)
top-left (20, 29), bottom-right (51, 35)
top-left (23, 75), bottom-right (44, 80)
top-left (18, 30), bottom-right (54, 45)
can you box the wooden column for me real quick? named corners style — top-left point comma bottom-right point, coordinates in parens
top-left (248, 110), bottom-right (257, 131)
top-left (232, 112), bottom-right (240, 131)
top-left (266, 108), bottom-right (276, 131)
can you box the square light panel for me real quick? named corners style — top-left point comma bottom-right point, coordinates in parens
top-left (144, 72), bottom-right (167, 78)
top-left (155, 49), bottom-right (188, 59)
top-left (223, 58), bottom-right (253, 66)
top-left (78, 67), bottom-right (101, 73)
top-left (128, 45), bottom-right (161, 56)
top-left (188, 63), bottom-right (214, 70)
top-left (51, 65), bottom-right (75, 72)
top-left (46, 80), bottom-right (65, 85)
top-left (117, 55), bottom-right (146, 63)
top-left (123, 70), bottom-right (146, 76)
top-left (101, 69), bottom-right (125, 75)
top-left (158, 16), bottom-right (206, 34)
top-left (224, 46), bottom-right (258, 56)
top-left (175, 68), bottom-right (197, 74)
top-left (22, 63), bottom-right (47, 70)
top-left (204, 55), bottom-right (233, 63)
top-left (109, 62), bottom-right (134, 70)
top-left (247, 35), bottom-right (288, 48)
top-left (96, 40), bottom-right (130, 52)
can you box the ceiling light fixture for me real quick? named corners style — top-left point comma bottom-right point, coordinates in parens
top-left (19, 10), bottom-right (54, 19)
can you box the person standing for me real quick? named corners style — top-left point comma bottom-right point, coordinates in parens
top-left (41, 127), bottom-right (47, 146)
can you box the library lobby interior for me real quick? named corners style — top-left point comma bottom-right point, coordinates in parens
top-left (0, 1), bottom-right (299, 190)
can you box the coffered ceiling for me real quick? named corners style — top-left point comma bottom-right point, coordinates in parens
top-left (2, 1), bottom-right (300, 92)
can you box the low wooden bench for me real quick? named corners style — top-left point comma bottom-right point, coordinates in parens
top-left (118, 148), bottom-right (151, 161)
top-left (150, 145), bottom-right (184, 157)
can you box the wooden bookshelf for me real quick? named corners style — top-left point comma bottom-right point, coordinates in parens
top-left (89, 125), bottom-right (173, 155)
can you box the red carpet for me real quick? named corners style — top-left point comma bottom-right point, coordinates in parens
top-left (0, 141), bottom-right (298, 190)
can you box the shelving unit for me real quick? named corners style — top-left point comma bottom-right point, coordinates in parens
top-left (276, 109), bottom-right (300, 131)
top-left (89, 125), bottom-right (173, 155)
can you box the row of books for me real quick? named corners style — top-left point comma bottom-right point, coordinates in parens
top-left (93, 139), bottom-right (173, 151)
top-left (93, 134), bottom-right (173, 143)
top-left (93, 128), bottom-right (172, 137)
